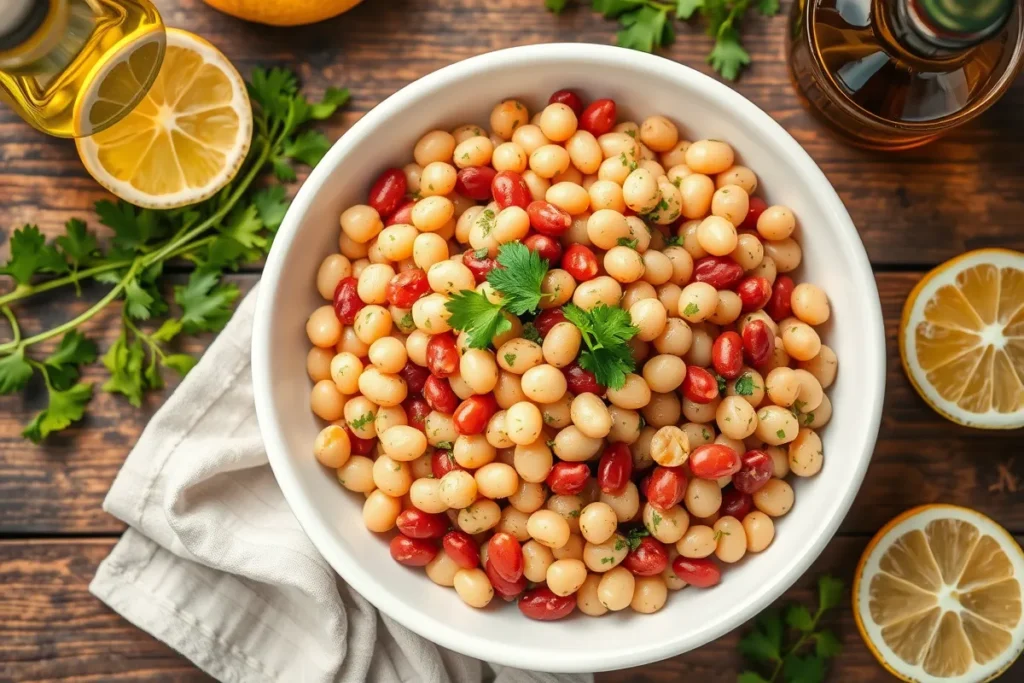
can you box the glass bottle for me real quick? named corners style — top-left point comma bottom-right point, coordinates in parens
top-left (0, 0), bottom-right (164, 138)
top-left (787, 0), bottom-right (1024, 150)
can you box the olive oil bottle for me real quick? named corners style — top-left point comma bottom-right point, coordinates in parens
top-left (788, 0), bottom-right (1024, 150)
top-left (0, 0), bottom-right (164, 138)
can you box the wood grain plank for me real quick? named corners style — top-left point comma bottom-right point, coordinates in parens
top-left (2, 537), bottom-right (1021, 682)
top-left (0, 272), bottom-right (1020, 535)
top-left (1, 0), bottom-right (1022, 267)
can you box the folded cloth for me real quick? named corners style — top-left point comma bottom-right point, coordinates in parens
top-left (90, 285), bottom-right (593, 683)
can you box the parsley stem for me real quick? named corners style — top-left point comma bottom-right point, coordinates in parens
top-left (0, 260), bottom-right (133, 308)
top-left (25, 358), bottom-right (53, 390)
top-left (0, 260), bottom-right (142, 355)
top-left (1, 305), bottom-right (20, 346)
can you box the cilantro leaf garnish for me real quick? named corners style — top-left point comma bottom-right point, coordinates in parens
top-left (562, 303), bottom-right (639, 390)
top-left (0, 226), bottom-right (67, 285)
top-left (486, 242), bottom-right (550, 315)
top-left (735, 373), bottom-right (755, 396)
top-left (445, 290), bottom-right (512, 349)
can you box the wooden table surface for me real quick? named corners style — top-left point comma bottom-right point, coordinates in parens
top-left (2, 0), bottom-right (1023, 680)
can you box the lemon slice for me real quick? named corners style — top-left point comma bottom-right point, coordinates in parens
top-left (76, 28), bottom-right (252, 209)
top-left (900, 249), bottom-right (1024, 430)
top-left (854, 505), bottom-right (1024, 682)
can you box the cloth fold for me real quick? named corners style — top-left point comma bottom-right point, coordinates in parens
top-left (90, 285), bottom-right (592, 683)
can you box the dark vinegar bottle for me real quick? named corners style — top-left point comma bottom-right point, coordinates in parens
top-left (788, 0), bottom-right (1024, 150)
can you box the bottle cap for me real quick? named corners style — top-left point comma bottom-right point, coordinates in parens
top-left (0, 0), bottom-right (45, 51)
top-left (913, 0), bottom-right (1012, 38)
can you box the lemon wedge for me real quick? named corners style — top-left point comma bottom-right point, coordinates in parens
top-left (76, 28), bottom-right (252, 209)
top-left (900, 249), bottom-right (1024, 430)
top-left (854, 505), bottom-right (1024, 682)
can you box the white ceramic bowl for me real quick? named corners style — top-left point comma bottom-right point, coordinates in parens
top-left (252, 43), bottom-right (886, 673)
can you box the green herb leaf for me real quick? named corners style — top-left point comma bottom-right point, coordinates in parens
top-left (43, 331), bottom-right (97, 390)
top-left (814, 630), bottom-right (841, 659)
top-left (735, 373), bottom-right (755, 396)
top-left (676, 0), bottom-right (704, 20)
top-left (0, 225), bottom-right (67, 284)
top-left (486, 242), bottom-right (549, 316)
top-left (283, 129), bottom-right (333, 167)
top-left (444, 290), bottom-right (511, 349)
top-left (738, 622), bottom-right (782, 663)
top-left (785, 604), bottom-right (815, 633)
top-left (0, 348), bottom-right (34, 395)
top-left (124, 278), bottom-right (156, 320)
top-left (174, 271), bottom-right (241, 334)
top-left (102, 332), bottom-right (146, 408)
top-left (162, 353), bottom-right (198, 376)
top-left (521, 322), bottom-right (543, 345)
top-left (22, 380), bottom-right (92, 443)
top-left (309, 87), bottom-right (350, 120)
top-left (683, 302), bottom-right (699, 316)
top-left (96, 200), bottom-right (166, 254)
top-left (545, 0), bottom-right (569, 11)
top-left (350, 411), bottom-right (375, 430)
top-left (715, 372), bottom-right (728, 395)
top-left (617, 237), bottom-right (639, 249)
top-left (625, 527), bottom-right (649, 550)
top-left (253, 185), bottom-right (289, 234)
top-left (562, 303), bottom-right (639, 390)
top-left (55, 219), bottom-right (100, 270)
top-left (737, 672), bottom-right (770, 683)
top-left (708, 25), bottom-right (751, 81)
top-left (782, 653), bottom-right (826, 683)
top-left (757, 0), bottom-right (780, 15)
top-left (616, 5), bottom-right (674, 53)
top-left (817, 575), bottom-right (844, 612)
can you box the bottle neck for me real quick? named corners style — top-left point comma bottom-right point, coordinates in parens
top-left (0, 0), bottom-right (47, 51)
top-left (889, 0), bottom-right (1013, 56)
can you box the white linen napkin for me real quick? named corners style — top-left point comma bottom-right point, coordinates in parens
top-left (89, 285), bottom-right (594, 683)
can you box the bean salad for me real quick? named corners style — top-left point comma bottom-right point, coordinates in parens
top-left (304, 90), bottom-right (837, 620)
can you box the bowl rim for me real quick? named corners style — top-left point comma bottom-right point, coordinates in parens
top-left (252, 42), bottom-right (886, 673)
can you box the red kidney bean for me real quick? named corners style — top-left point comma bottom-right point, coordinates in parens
top-left (396, 509), bottom-right (449, 539)
top-left (646, 466), bottom-right (688, 510)
top-left (491, 171), bottom-right (531, 209)
top-left (765, 275), bottom-right (795, 321)
top-left (443, 531), bottom-right (480, 569)
top-left (453, 395), bottom-right (499, 435)
top-left (487, 532), bottom-right (524, 583)
top-left (622, 537), bottom-right (669, 576)
top-left (486, 560), bottom-right (527, 600)
top-left (682, 366), bottom-right (719, 403)
top-left (346, 426), bottom-right (376, 455)
top-left (689, 444), bottom-right (742, 480)
top-left (390, 535), bottom-right (438, 567)
top-left (711, 331), bottom-right (744, 380)
top-left (462, 248), bottom-right (497, 284)
top-left (579, 98), bottom-right (616, 136)
top-left (386, 198), bottom-right (416, 226)
top-left (518, 587), bottom-right (576, 620)
top-left (455, 166), bottom-right (497, 201)
top-left (431, 447), bottom-right (462, 479)
top-left (549, 89), bottom-right (584, 117)
top-left (426, 332), bottom-right (459, 378)
top-left (546, 462), bottom-right (590, 496)
top-left (403, 397), bottom-right (431, 432)
top-left (399, 362), bottom-right (431, 395)
top-left (693, 256), bottom-right (745, 290)
top-left (523, 233), bottom-right (563, 264)
top-left (423, 375), bottom-right (458, 413)
top-left (332, 277), bottom-right (364, 324)
top-left (527, 200), bottom-right (572, 237)
top-left (720, 488), bottom-right (754, 519)
top-left (672, 556), bottom-right (722, 588)
top-left (562, 361), bottom-right (604, 395)
top-left (597, 443), bottom-right (633, 494)
top-left (386, 268), bottom-right (430, 308)
top-left (741, 196), bottom-right (768, 231)
top-left (368, 167), bottom-right (407, 217)
top-left (561, 244), bottom-right (599, 282)
top-left (534, 308), bottom-right (567, 337)
top-left (742, 320), bottom-right (774, 367)
top-left (732, 449), bottom-right (775, 494)
top-left (736, 276), bottom-right (772, 313)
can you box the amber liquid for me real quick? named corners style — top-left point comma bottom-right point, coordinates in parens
top-left (0, 0), bottom-right (164, 138)
top-left (787, 0), bottom-right (1024, 149)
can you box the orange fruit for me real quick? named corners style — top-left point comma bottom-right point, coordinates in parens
top-left (900, 249), bottom-right (1024, 429)
top-left (854, 505), bottom-right (1024, 682)
top-left (201, 0), bottom-right (363, 27)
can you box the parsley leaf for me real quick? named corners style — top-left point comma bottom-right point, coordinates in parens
top-left (445, 290), bottom-right (511, 349)
top-left (785, 604), bottom-right (815, 632)
top-left (0, 226), bottom-right (67, 284)
top-left (174, 271), bottom-right (241, 334)
top-left (818, 575), bottom-right (845, 611)
top-left (350, 411), bottom-right (375, 430)
top-left (22, 379), bottom-right (92, 443)
top-left (253, 186), bottom-right (289, 234)
top-left (0, 348), bottom-right (34, 395)
top-left (522, 323), bottom-right (543, 345)
top-left (43, 331), bottom-right (97, 390)
top-left (102, 331), bottom-right (146, 407)
top-left (562, 303), bottom-right (638, 390)
top-left (708, 25), bottom-right (751, 81)
top-left (617, 237), bottom-right (639, 249)
top-left (625, 527), bottom-right (649, 551)
top-left (735, 373), bottom-right (755, 396)
top-left (283, 129), bottom-right (333, 167)
top-left (55, 219), bottom-right (101, 287)
top-left (486, 242), bottom-right (549, 315)
top-left (683, 302), bottom-right (700, 316)
top-left (617, 4), bottom-right (674, 53)
top-left (545, 0), bottom-right (568, 11)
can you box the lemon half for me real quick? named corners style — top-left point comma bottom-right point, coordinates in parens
top-left (76, 28), bottom-right (252, 209)
top-left (854, 505), bottom-right (1024, 682)
top-left (900, 249), bottom-right (1024, 430)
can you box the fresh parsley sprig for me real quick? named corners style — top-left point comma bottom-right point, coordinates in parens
top-left (546, 1), bottom-right (780, 80)
top-left (0, 67), bottom-right (348, 442)
top-left (445, 242), bottom-right (551, 349)
top-left (738, 575), bottom-right (845, 683)
top-left (561, 303), bottom-right (639, 390)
